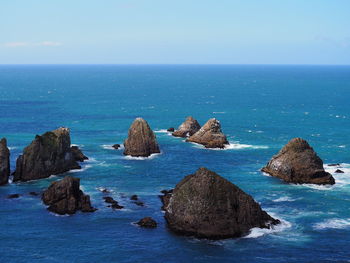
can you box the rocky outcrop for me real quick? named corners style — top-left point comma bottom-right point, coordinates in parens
top-left (70, 146), bottom-right (88, 162)
top-left (262, 138), bottom-right (335, 185)
top-left (103, 196), bottom-right (124, 209)
top-left (172, 116), bottom-right (201, 138)
top-left (42, 176), bottom-right (96, 215)
top-left (123, 118), bottom-right (160, 157)
top-left (186, 118), bottom-right (229, 148)
top-left (164, 168), bottom-right (279, 239)
top-left (137, 217), bottom-right (157, 228)
top-left (0, 138), bottom-right (10, 186)
top-left (13, 128), bottom-right (82, 182)
top-left (335, 169), bottom-right (344, 173)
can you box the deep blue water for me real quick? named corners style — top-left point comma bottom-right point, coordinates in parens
top-left (0, 65), bottom-right (350, 263)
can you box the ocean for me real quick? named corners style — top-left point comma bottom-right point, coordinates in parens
top-left (0, 65), bottom-right (349, 263)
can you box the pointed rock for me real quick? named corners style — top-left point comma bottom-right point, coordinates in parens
top-left (123, 118), bottom-right (160, 157)
top-left (0, 138), bottom-right (10, 186)
top-left (172, 116), bottom-right (201, 138)
top-left (186, 118), bottom-right (229, 148)
top-left (164, 168), bottom-right (279, 239)
top-left (262, 138), bottom-right (335, 185)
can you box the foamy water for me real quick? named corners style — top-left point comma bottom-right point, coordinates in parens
top-left (314, 218), bottom-right (350, 230)
top-left (123, 152), bottom-right (162, 160)
top-left (190, 141), bottom-right (268, 150)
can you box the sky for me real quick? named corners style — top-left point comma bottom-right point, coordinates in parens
top-left (0, 0), bottom-right (349, 64)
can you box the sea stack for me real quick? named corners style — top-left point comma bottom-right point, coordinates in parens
top-left (164, 167), bottom-right (279, 239)
top-left (123, 118), bottom-right (160, 157)
top-left (42, 176), bottom-right (96, 215)
top-left (0, 138), bottom-right (10, 186)
top-left (172, 116), bottom-right (201, 138)
top-left (186, 118), bottom-right (229, 148)
top-left (262, 138), bottom-right (335, 185)
top-left (13, 128), bottom-right (84, 182)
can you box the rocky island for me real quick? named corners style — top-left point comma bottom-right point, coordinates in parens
top-left (172, 116), bottom-right (201, 137)
top-left (0, 138), bottom-right (10, 186)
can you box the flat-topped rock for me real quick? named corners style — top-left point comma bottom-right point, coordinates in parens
top-left (186, 118), bottom-right (229, 148)
top-left (172, 116), bottom-right (201, 138)
top-left (164, 168), bottom-right (279, 239)
top-left (123, 118), bottom-right (160, 157)
top-left (0, 138), bottom-right (10, 186)
top-left (262, 138), bottom-right (335, 185)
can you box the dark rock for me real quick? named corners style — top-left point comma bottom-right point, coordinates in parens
top-left (335, 169), bottom-right (344, 173)
top-left (29, 192), bottom-right (39, 196)
top-left (159, 189), bottom-right (173, 211)
top-left (164, 168), bottom-right (279, 239)
top-left (70, 146), bottom-right (88, 162)
top-left (186, 118), bottom-right (229, 148)
top-left (98, 187), bottom-right (110, 193)
top-left (328, 163), bottom-right (340, 167)
top-left (14, 128), bottom-right (81, 182)
top-left (123, 118), bottom-right (160, 157)
top-left (112, 144), bottom-right (121, 150)
top-left (130, 194), bottom-right (138, 200)
top-left (0, 138), bottom-right (10, 186)
top-left (8, 194), bottom-right (20, 199)
top-left (167, 127), bottom-right (175, 132)
top-left (111, 202), bottom-right (124, 209)
top-left (134, 201), bottom-right (144, 207)
top-left (103, 196), bottom-right (124, 209)
top-left (172, 116), bottom-right (201, 138)
top-left (137, 217), bottom-right (157, 228)
top-left (262, 138), bottom-right (335, 185)
top-left (42, 176), bottom-right (96, 215)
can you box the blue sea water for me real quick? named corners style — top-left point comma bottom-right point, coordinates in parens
top-left (0, 65), bottom-right (350, 263)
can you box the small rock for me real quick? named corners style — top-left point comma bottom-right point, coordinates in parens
top-left (137, 217), bottom-right (157, 228)
top-left (167, 127), bottom-right (175, 132)
top-left (112, 144), bottom-right (120, 150)
top-left (103, 196), bottom-right (116, 204)
top-left (134, 201), bottom-right (144, 207)
top-left (8, 194), bottom-right (20, 199)
top-left (335, 169), bottom-right (344, 173)
top-left (130, 194), bottom-right (138, 200)
top-left (111, 203), bottom-right (124, 209)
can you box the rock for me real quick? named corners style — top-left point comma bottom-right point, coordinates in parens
top-left (134, 201), bottom-right (144, 207)
top-left (328, 163), bottom-right (340, 167)
top-left (0, 138), bottom-right (10, 186)
top-left (100, 188), bottom-right (110, 193)
top-left (186, 118), bottom-right (229, 148)
top-left (42, 176), bottom-right (96, 215)
top-left (70, 146), bottom-right (88, 162)
top-left (29, 192), bottom-right (39, 196)
top-left (13, 128), bottom-right (81, 182)
top-left (172, 116), bottom-right (201, 138)
top-left (110, 203), bottom-right (124, 209)
top-left (112, 144), bottom-right (120, 150)
top-left (164, 168), bottom-right (279, 239)
top-left (137, 217), bottom-right (157, 228)
top-left (130, 194), bottom-right (138, 200)
top-left (262, 138), bottom-right (335, 185)
top-left (159, 189), bottom-right (173, 211)
top-left (335, 169), bottom-right (344, 173)
top-left (123, 118), bottom-right (160, 157)
top-left (8, 194), bottom-right (20, 199)
top-left (167, 127), bottom-right (175, 132)
top-left (103, 196), bottom-right (124, 209)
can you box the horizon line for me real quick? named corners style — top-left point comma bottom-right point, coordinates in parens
top-left (0, 63), bottom-right (349, 66)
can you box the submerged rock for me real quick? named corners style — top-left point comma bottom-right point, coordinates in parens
top-left (8, 194), bottom-right (20, 199)
top-left (70, 146), bottom-right (88, 162)
top-left (42, 176), bottom-right (96, 215)
top-left (186, 118), bottom-right (229, 148)
top-left (130, 194), bottom-right (138, 200)
top-left (112, 144), bottom-right (120, 150)
top-left (164, 168), bottom-right (279, 239)
top-left (123, 118), bottom-right (160, 157)
top-left (172, 116), bottom-right (201, 138)
top-left (335, 169), bottom-right (344, 173)
top-left (262, 138), bottom-right (335, 185)
top-left (137, 217), bottom-right (157, 228)
top-left (14, 128), bottom-right (81, 182)
top-left (0, 138), bottom-right (10, 186)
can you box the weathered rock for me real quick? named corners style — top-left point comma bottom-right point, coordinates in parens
top-left (186, 118), bottom-right (229, 148)
top-left (14, 128), bottom-right (81, 182)
top-left (164, 168), bottom-right (279, 239)
top-left (0, 138), bottom-right (10, 186)
top-left (123, 118), bottom-right (160, 157)
top-left (262, 138), bottom-right (335, 185)
top-left (42, 176), bottom-right (96, 215)
top-left (335, 169), bottom-right (344, 173)
top-left (8, 194), bottom-right (20, 199)
top-left (137, 217), bottom-right (157, 228)
top-left (70, 146), bottom-right (88, 162)
top-left (172, 116), bottom-right (201, 138)
top-left (112, 144), bottom-right (120, 150)
top-left (159, 189), bottom-right (173, 211)
top-left (167, 127), bottom-right (175, 132)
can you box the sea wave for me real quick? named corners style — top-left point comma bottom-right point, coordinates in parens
top-left (123, 152), bottom-right (161, 160)
top-left (68, 165), bottom-right (93, 173)
top-left (314, 218), bottom-right (350, 230)
top-left (154, 129), bottom-right (169, 133)
top-left (273, 196), bottom-right (299, 202)
top-left (8, 146), bottom-right (17, 150)
top-left (190, 141), bottom-right (268, 150)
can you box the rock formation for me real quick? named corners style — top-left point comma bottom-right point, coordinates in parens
top-left (262, 138), bottom-right (335, 185)
top-left (13, 128), bottom-right (82, 182)
top-left (0, 138), bottom-right (10, 186)
top-left (335, 169), bottom-right (344, 173)
top-left (172, 116), bottom-right (201, 138)
top-left (42, 176), bottom-right (96, 215)
top-left (167, 127), bottom-right (175, 132)
top-left (164, 168), bottom-right (279, 239)
top-left (70, 146), bottom-right (88, 162)
top-left (137, 217), bottom-right (157, 228)
top-left (186, 118), bottom-right (229, 148)
top-left (123, 118), bottom-right (160, 157)
top-left (103, 196), bottom-right (124, 209)
top-left (112, 144), bottom-right (120, 150)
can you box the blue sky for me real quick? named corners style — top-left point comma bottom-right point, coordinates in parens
top-left (0, 0), bottom-right (349, 64)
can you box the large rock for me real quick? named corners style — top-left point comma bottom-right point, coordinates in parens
top-left (0, 138), bottom-right (10, 186)
top-left (42, 176), bottom-right (96, 215)
top-left (14, 128), bottom-right (81, 182)
top-left (262, 138), bottom-right (335, 185)
top-left (164, 168), bottom-right (279, 239)
top-left (172, 116), bottom-right (201, 138)
top-left (123, 118), bottom-right (160, 157)
top-left (186, 118), bottom-right (229, 148)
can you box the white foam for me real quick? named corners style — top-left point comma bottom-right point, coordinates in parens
top-left (154, 129), bottom-right (169, 133)
top-left (8, 146), bottom-right (17, 150)
top-left (190, 141), bottom-right (268, 151)
top-left (212, 111), bottom-right (226, 114)
top-left (244, 214), bottom-right (291, 238)
top-left (69, 165), bottom-right (92, 173)
top-left (101, 144), bottom-right (115, 150)
top-left (314, 218), bottom-right (350, 230)
top-left (273, 196), bottom-right (299, 202)
top-left (123, 152), bottom-right (161, 160)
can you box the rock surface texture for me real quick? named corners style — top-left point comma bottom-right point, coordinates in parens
top-left (186, 118), bottom-right (229, 148)
top-left (164, 168), bottom-right (279, 239)
top-left (123, 118), bottom-right (160, 157)
top-left (42, 176), bottom-right (96, 215)
top-left (262, 138), bottom-right (335, 185)
top-left (0, 138), bottom-right (10, 185)
top-left (172, 116), bottom-right (201, 138)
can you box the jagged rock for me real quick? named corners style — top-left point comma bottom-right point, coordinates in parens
top-left (112, 144), bottom-right (120, 150)
top-left (335, 169), bottom-right (344, 173)
top-left (14, 128), bottom-right (81, 182)
top-left (159, 189), bottom-right (173, 211)
top-left (137, 217), bottom-right (157, 228)
top-left (172, 116), bottom-right (201, 138)
top-left (262, 138), bottom-right (335, 185)
top-left (186, 118), bottom-right (229, 148)
top-left (8, 194), bottom-right (20, 199)
top-left (42, 176), bottom-right (96, 215)
top-left (0, 138), bottom-right (10, 186)
top-left (70, 146), bottom-right (88, 162)
top-left (164, 168), bottom-right (279, 239)
top-left (167, 127), bottom-right (175, 132)
top-left (123, 118), bottom-right (160, 157)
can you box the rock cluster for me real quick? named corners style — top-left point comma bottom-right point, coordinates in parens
top-left (0, 138), bottom-right (10, 186)
top-left (172, 116), bottom-right (201, 138)
top-left (262, 138), bottom-right (335, 185)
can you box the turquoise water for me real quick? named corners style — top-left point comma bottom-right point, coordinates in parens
top-left (0, 65), bottom-right (350, 263)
